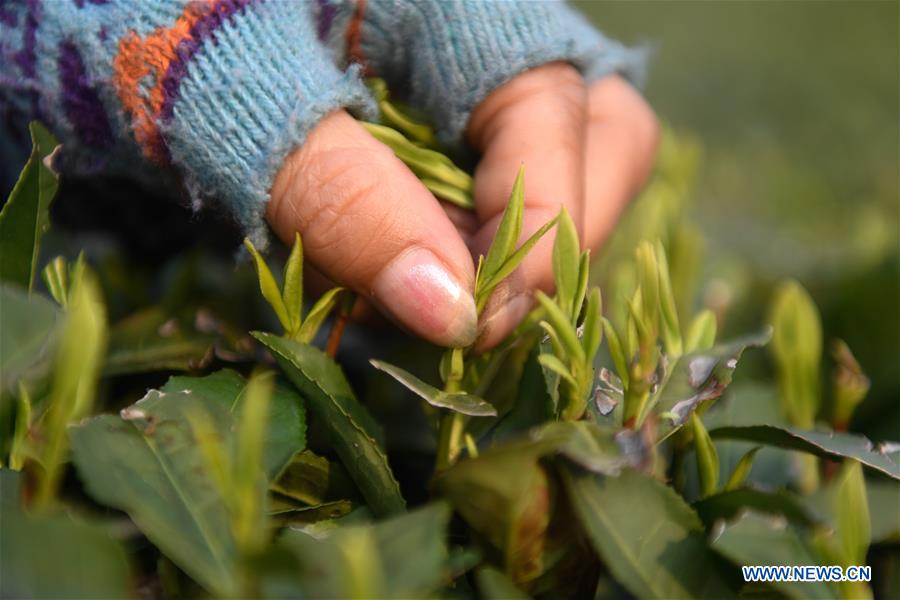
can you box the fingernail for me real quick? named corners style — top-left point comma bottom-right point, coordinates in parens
top-left (475, 292), bottom-right (534, 352)
top-left (372, 248), bottom-right (477, 347)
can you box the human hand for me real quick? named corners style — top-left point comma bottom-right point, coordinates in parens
top-left (266, 63), bottom-right (658, 350)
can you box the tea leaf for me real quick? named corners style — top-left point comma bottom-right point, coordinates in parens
top-left (709, 425), bottom-right (900, 481)
top-left (574, 250), bottom-right (591, 322)
top-left (296, 287), bottom-right (345, 343)
top-left (361, 122), bottom-right (473, 201)
top-left (693, 487), bottom-right (821, 528)
top-left (104, 307), bottom-right (215, 376)
top-left (0, 284), bottom-right (61, 397)
top-left (561, 467), bottom-right (732, 599)
top-left (769, 280), bottom-right (822, 428)
top-left (692, 412), bottom-right (719, 497)
top-left (244, 238), bottom-right (291, 331)
top-left (35, 268), bottom-right (107, 506)
top-left (635, 241), bottom-right (659, 331)
top-left (233, 371), bottom-right (274, 553)
top-left (253, 333), bottom-right (405, 516)
top-left (581, 287), bottom-right (603, 362)
top-left (271, 450), bottom-right (359, 506)
top-left (711, 511), bottom-right (839, 600)
top-left (0, 122), bottom-right (59, 292)
top-left (71, 395), bottom-right (239, 596)
top-left (653, 329), bottom-right (772, 441)
top-left (420, 177), bottom-right (474, 210)
top-left (162, 369), bottom-right (306, 479)
top-left (685, 309), bottom-right (717, 353)
top-left (0, 472), bottom-right (132, 599)
top-left (283, 232), bottom-right (304, 331)
top-left (535, 292), bottom-right (584, 364)
top-left (830, 340), bottom-right (869, 430)
top-left (552, 206), bottom-right (580, 321)
top-left (481, 168), bottom-right (525, 284)
top-left (370, 360), bottom-right (496, 416)
top-left (276, 503), bottom-right (455, 598)
top-left (537, 353), bottom-right (576, 387)
top-left (9, 385), bottom-right (31, 470)
top-left (478, 216), bottom-right (559, 309)
top-left (724, 446), bottom-right (762, 491)
top-left (41, 256), bottom-right (69, 306)
top-left (602, 318), bottom-right (629, 388)
top-left (655, 240), bottom-right (683, 356)
top-left (833, 460), bottom-right (870, 565)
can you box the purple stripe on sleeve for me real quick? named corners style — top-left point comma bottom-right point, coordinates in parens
top-left (59, 41), bottom-right (114, 147)
top-left (158, 0), bottom-right (254, 122)
top-left (315, 0), bottom-right (336, 41)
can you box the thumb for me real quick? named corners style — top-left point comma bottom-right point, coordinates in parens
top-left (266, 110), bottom-right (477, 347)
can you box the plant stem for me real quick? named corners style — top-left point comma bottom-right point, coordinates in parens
top-left (435, 347), bottom-right (465, 470)
top-left (325, 294), bottom-right (356, 358)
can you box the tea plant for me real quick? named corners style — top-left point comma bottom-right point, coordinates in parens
top-left (1, 95), bottom-right (898, 599)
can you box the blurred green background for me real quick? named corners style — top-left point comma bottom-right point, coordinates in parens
top-left (577, 1), bottom-right (899, 438)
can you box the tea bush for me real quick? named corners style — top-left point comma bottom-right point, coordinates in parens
top-left (1, 91), bottom-right (898, 599)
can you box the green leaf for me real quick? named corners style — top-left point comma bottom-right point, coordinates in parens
top-left (478, 216), bottom-right (558, 308)
top-left (830, 339), bottom-right (869, 430)
top-left (654, 329), bottom-right (772, 441)
top-left (476, 566), bottom-right (529, 599)
top-left (552, 206), bottom-right (580, 321)
top-left (581, 287), bottom-right (603, 363)
top-left (711, 511), bottom-right (839, 600)
top-left (769, 279), bottom-right (822, 428)
top-left (232, 371), bottom-right (274, 552)
top-left (724, 446), bottom-right (761, 491)
top-left (602, 318), bottom-right (629, 388)
top-left (244, 238), bottom-right (291, 331)
top-left (434, 437), bottom-right (553, 584)
top-left (283, 232), bottom-right (304, 331)
top-left (634, 241), bottom-right (659, 331)
top-left (70, 395), bottom-right (239, 596)
top-left (561, 467), bottom-right (732, 599)
top-left (41, 256), bottom-right (69, 306)
top-left (276, 503), bottom-right (456, 598)
top-left (104, 307), bottom-right (215, 376)
top-left (833, 460), bottom-right (870, 565)
top-left (0, 122), bottom-right (59, 291)
top-left (0, 284), bottom-right (61, 397)
top-left (437, 422), bottom-right (646, 585)
top-left (1, 472), bottom-right (132, 599)
top-left (692, 412), bottom-right (719, 497)
top-left (535, 292), bottom-right (584, 364)
top-left (360, 122), bottom-right (472, 194)
top-left (252, 332), bottom-right (405, 516)
top-left (685, 309), bottom-right (717, 353)
top-left (162, 369), bottom-right (306, 478)
top-left (574, 250), bottom-right (591, 323)
top-left (370, 360), bottom-right (496, 416)
top-left (420, 177), bottom-right (475, 210)
top-left (296, 287), bottom-right (345, 343)
top-left (480, 167), bottom-right (525, 285)
top-left (708, 425), bottom-right (900, 480)
top-left (537, 353), bottom-right (576, 387)
top-left (35, 269), bottom-right (107, 506)
top-left (271, 449), bottom-right (360, 506)
top-left (655, 240), bottom-right (683, 356)
top-left (693, 487), bottom-right (822, 529)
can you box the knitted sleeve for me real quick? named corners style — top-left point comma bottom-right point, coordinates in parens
top-left (1, 1), bottom-right (642, 242)
top-left (0, 0), bottom-right (375, 245)
top-left (318, 0), bottom-right (646, 146)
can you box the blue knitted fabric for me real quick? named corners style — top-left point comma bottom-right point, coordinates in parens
top-left (0, 0), bottom-right (644, 243)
